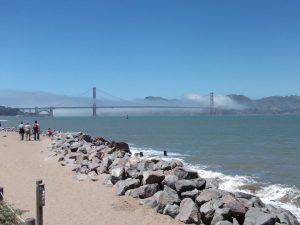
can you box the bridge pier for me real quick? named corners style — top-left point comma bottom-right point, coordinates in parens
top-left (49, 107), bottom-right (54, 117)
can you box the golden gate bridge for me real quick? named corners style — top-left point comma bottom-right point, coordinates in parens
top-left (17, 87), bottom-right (215, 117)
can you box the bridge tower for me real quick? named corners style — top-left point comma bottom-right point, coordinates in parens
top-left (92, 87), bottom-right (97, 117)
top-left (210, 92), bottom-right (215, 115)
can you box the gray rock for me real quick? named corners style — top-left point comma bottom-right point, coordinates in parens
top-left (234, 192), bottom-right (255, 200)
top-left (126, 168), bottom-right (143, 180)
top-left (157, 185), bottom-right (181, 213)
top-left (175, 198), bottom-right (200, 224)
top-left (162, 175), bottom-right (179, 190)
top-left (196, 188), bottom-right (227, 206)
top-left (200, 199), bottom-right (223, 224)
top-left (143, 170), bottom-right (165, 184)
top-left (153, 160), bottom-right (171, 171)
top-left (81, 134), bottom-right (93, 143)
top-left (211, 208), bottom-right (231, 225)
top-left (139, 197), bottom-right (158, 208)
top-left (244, 207), bottom-right (277, 225)
top-left (110, 167), bottom-right (126, 184)
top-left (130, 183), bottom-right (160, 199)
top-left (175, 179), bottom-right (198, 193)
top-left (115, 178), bottom-right (140, 196)
top-left (215, 221), bottom-right (233, 225)
top-left (163, 204), bottom-right (180, 218)
top-left (205, 178), bottom-right (221, 189)
top-left (181, 189), bottom-right (199, 201)
top-left (172, 167), bottom-right (199, 180)
top-left (109, 158), bottom-right (128, 170)
top-left (137, 160), bottom-right (155, 172)
top-left (193, 178), bottom-right (206, 190)
top-left (169, 159), bottom-right (184, 169)
top-left (272, 207), bottom-right (300, 225)
top-left (220, 194), bottom-right (246, 220)
top-left (70, 142), bottom-right (82, 152)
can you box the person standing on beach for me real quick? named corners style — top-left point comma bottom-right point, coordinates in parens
top-left (18, 122), bottom-right (25, 140)
top-left (33, 120), bottom-right (40, 141)
top-left (24, 123), bottom-right (31, 141)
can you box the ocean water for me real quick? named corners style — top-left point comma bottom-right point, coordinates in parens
top-left (1, 115), bottom-right (300, 219)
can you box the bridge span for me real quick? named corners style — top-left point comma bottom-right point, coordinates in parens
top-left (17, 87), bottom-right (215, 116)
top-left (18, 105), bottom-right (212, 117)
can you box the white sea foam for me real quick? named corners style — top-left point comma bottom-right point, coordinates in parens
top-left (129, 144), bottom-right (300, 221)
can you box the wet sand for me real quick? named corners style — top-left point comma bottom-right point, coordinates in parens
top-left (0, 132), bottom-right (184, 225)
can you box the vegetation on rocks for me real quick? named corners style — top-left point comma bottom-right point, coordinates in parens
top-left (0, 201), bottom-right (23, 225)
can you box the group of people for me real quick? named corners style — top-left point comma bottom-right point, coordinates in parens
top-left (18, 121), bottom-right (53, 141)
top-left (19, 121), bottom-right (40, 141)
top-left (18, 120), bottom-right (40, 141)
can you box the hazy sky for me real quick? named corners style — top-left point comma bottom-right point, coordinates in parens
top-left (0, 0), bottom-right (299, 100)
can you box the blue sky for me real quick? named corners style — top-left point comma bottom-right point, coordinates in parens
top-left (0, 0), bottom-right (299, 100)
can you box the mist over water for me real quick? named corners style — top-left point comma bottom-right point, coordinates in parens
top-left (1, 115), bottom-right (300, 219)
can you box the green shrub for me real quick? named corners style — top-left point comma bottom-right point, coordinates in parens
top-left (0, 201), bottom-right (24, 225)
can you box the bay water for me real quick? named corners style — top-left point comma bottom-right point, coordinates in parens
top-left (1, 115), bottom-right (300, 219)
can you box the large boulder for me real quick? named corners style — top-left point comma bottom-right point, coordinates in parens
top-left (157, 185), bottom-right (181, 214)
top-left (130, 183), bottom-right (160, 199)
top-left (200, 199), bottom-right (223, 224)
top-left (163, 204), bottom-right (180, 218)
top-left (175, 179), bottom-right (198, 193)
top-left (196, 189), bottom-right (227, 206)
top-left (81, 134), bottom-right (93, 143)
top-left (169, 159), bottom-right (184, 169)
top-left (111, 142), bottom-right (130, 153)
top-left (244, 207), bottom-right (277, 225)
top-left (70, 142), bottom-right (83, 152)
top-left (115, 178), bottom-right (140, 196)
top-left (110, 167), bottom-right (126, 184)
top-left (175, 198), bottom-right (200, 224)
top-left (137, 160), bottom-right (155, 172)
top-left (153, 160), bottom-right (171, 171)
top-left (162, 175), bottom-right (179, 190)
top-left (172, 167), bottom-right (199, 180)
top-left (181, 189), bottom-right (199, 201)
top-left (215, 221), bottom-right (233, 225)
top-left (143, 170), bottom-right (165, 184)
top-left (270, 207), bottom-right (300, 225)
top-left (211, 208), bottom-right (231, 225)
top-left (220, 194), bottom-right (246, 221)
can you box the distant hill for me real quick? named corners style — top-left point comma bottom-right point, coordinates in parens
top-left (0, 106), bottom-right (20, 116)
top-left (144, 94), bottom-right (300, 115)
top-left (227, 94), bottom-right (300, 114)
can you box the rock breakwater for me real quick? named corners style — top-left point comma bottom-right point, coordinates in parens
top-left (46, 131), bottom-right (299, 225)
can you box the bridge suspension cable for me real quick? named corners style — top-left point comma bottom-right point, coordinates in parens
top-left (52, 88), bottom-right (93, 107)
top-left (96, 88), bottom-right (145, 106)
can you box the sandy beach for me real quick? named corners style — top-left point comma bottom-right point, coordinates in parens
top-left (0, 132), bottom-right (184, 225)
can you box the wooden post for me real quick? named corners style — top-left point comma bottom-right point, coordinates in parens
top-left (24, 218), bottom-right (36, 225)
top-left (163, 151), bottom-right (167, 156)
top-left (36, 180), bottom-right (45, 225)
top-left (0, 186), bottom-right (3, 201)
top-left (139, 152), bottom-right (143, 157)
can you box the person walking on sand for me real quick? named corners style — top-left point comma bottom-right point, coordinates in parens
top-left (18, 121), bottom-right (25, 140)
top-left (24, 123), bottom-right (31, 141)
top-left (33, 120), bottom-right (40, 141)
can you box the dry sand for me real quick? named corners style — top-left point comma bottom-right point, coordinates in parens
top-left (0, 132), bottom-right (185, 225)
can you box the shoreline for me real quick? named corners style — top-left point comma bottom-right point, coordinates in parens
top-left (1, 128), bottom-right (299, 225)
top-left (0, 131), bottom-right (185, 225)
